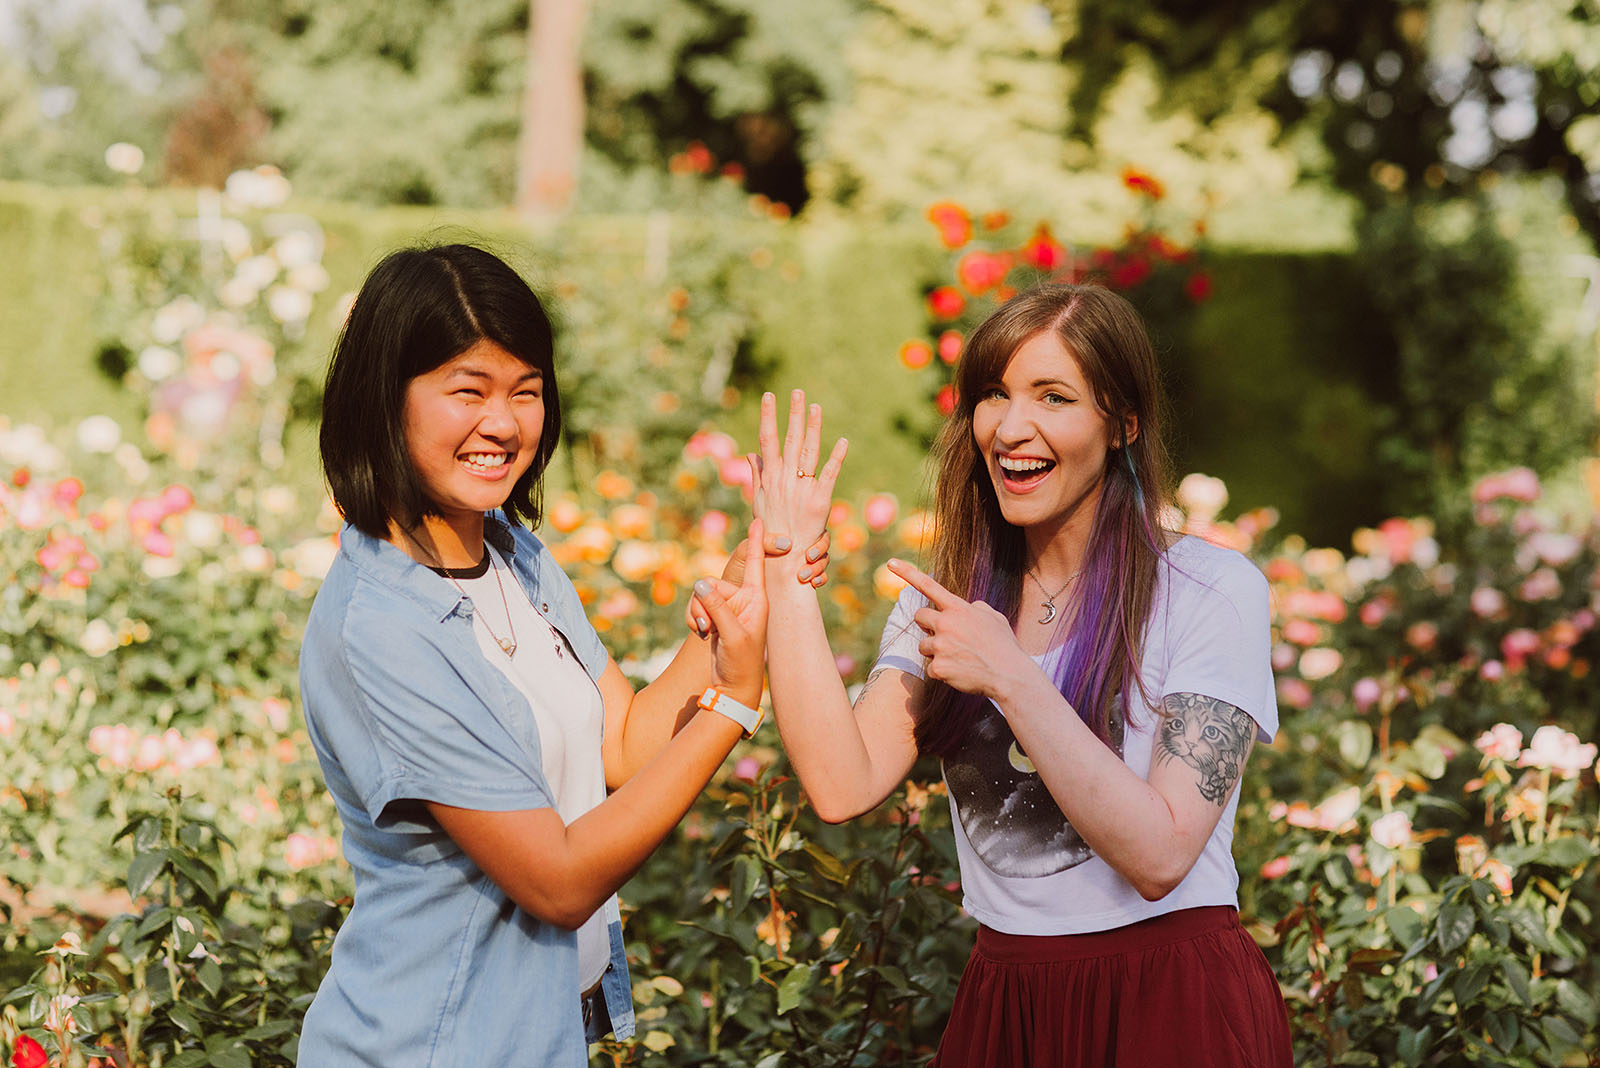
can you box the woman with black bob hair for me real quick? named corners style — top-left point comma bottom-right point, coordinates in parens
top-left (299, 243), bottom-right (819, 1066)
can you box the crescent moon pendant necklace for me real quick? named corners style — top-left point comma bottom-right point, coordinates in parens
top-left (1026, 568), bottom-right (1081, 626)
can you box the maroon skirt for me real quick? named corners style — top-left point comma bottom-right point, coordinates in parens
top-left (932, 906), bottom-right (1292, 1068)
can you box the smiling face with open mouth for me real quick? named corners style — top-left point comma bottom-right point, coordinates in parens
top-left (402, 337), bottom-right (545, 537)
top-left (971, 330), bottom-right (1120, 539)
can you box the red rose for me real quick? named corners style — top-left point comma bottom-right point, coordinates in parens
top-left (956, 250), bottom-right (1010, 294)
top-left (1020, 225), bottom-right (1067, 271)
top-left (926, 201), bottom-right (972, 249)
top-left (1185, 272), bottom-right (1213, 302)
top-left (926, 286), bottom-right (966, 320)
top-left (12, 1035), bottom-right (48, 1068)
top-left (899, 340), bottom-right (934, 370)
top-left (1109, 257), bottom-right (1151, 288)
top-left (1121, 167), bottom-right (1165, 199)
top-left (935, 385), bottom-right (957, 416)
top-left (937, 330), bottom-right (963, 364)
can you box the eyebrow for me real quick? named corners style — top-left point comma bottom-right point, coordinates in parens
top-left (1028, 377), bottom-right (1074, 389)
top-left (447, 366), bottom-right (542, 382)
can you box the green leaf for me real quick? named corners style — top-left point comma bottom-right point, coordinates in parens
top-left (1395, 1024), bottom-right (1431, 1065)
top-left (1502, 958), bottom-right (1531, 1006)
top-left (171, 852), bottom-right (219, 901)
top-left (169, 1004), bottom-right (203, 1037)
top-left (134, 816), bottom-right (164, 852)
top-left (776, 962), bottom-right (814, 1015)
top-left (1504, 908), bottom-right (1552, 952)
top-left (241, 1020), bottom-right (296, 1042)
top-left (753, 1054), bottom-right (784, 1068)
top-left (166, 1051), bottom-right (209, 1068)
top-left (1538, 837), bottom-right (1595, 869)
top-left (1483, 1010), bottom-right (1515, 1052)
top-left (1386, 906), bottom-right (1423, 948)
top-left (730, 855), bottom-right (760, 912)
top-left (197, 958), bottom-right (222, 998)
top-left (802, 842), bottom-right (849, 884)
top-left (1555, 979), bottom-right (1597, 1027)
top-left (1453, 962), bottom-right (1488, 1005)
top-left (1334, 721), bottom-right (1373, 768)
top-left (128, 849), bottom-right (170, 897)
top-left (1435, 902), bottom-right (1474, 955)
top-left (209, 1045), bottom-right (251, 1068)
top-left (1541, 1016), bottom-right (1581, 1053)
top-left (133, 907), bottom-right (174, 943)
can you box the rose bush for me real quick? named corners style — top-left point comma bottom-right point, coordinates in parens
top-left (3, 167), bottom-right (1595, 1065)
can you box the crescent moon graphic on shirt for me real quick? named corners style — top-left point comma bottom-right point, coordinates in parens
top-left (945, 704), bottom-right (1123, 878)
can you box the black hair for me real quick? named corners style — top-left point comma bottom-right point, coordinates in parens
top-left (320, 243), bottom-right (560, 538)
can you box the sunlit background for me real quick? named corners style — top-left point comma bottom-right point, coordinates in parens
top-left (2, 3), bottom-right (1598, 1066)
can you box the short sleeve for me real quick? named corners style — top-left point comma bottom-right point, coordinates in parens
top-left (1159, 550), bottom-right (1279, 742)
top-left (872, 586), bottom-right (931, 679)
top-left (342, 604), bottom-right (553, 830)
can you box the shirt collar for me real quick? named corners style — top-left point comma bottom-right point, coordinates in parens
top-left (337, 513), bottom-right (531, 625)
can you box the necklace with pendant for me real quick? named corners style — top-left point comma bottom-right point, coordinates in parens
top-left (407, 529), bottom-right (565, 660)
top-left (1025, 567), bottom-right (1081, 626)
top-left (438, 548), bottom-right (520, 658)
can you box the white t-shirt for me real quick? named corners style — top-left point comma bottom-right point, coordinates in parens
top-left (451, 545), bottom-right (613, 990)
top-left (873, 536), bottom-right (1278, 935)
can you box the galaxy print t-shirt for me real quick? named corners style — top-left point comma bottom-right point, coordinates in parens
top-left (873, 537), bottom-right (1278, 935)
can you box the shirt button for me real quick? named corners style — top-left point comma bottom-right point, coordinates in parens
top-left (541, 602), bottom-right (549, 612)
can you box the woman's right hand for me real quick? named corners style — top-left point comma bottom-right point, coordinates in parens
top-left (754, 389), bottom-right (848, 556)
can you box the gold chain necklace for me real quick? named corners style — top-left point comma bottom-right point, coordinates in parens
top-left (404, 529), bottom-right (519, 657)
top-left (1025, 567), bottom-right (1081, 626)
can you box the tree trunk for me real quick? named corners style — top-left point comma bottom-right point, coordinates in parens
top-left (515, 0), bottom-right (589, 221)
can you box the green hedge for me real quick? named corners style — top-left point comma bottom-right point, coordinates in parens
top-left (2, 179), bottom-right (1590, 544)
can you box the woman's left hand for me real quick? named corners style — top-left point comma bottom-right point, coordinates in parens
top-left (691, 520), bottom-right (769, 705)
top-left (887, 557), bottom-right (1031, 702)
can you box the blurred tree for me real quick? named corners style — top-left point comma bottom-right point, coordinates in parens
top-left (1051, 0), bottom-right (1600, 509)
top-left (0, 0), bottom-right (188, 185)
top-left (516, 0), bottom-right (588, 220)
top-left (162, 45), bottom-right (270, 188)
top-left (1053, 0), bottom-right (1600, 245)
top-left (583, 0), bottom-right (857, 213)
top-left (804, 0), bottom-right (1299, 227)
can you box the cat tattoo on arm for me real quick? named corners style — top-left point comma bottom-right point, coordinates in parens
top-left (1155, 693), bottom-right (1255, 805)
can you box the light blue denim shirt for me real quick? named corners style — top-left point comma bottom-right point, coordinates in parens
top-left (296, 517), bottom-right (634, 1067)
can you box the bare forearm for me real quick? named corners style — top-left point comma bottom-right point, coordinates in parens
top-left (764, 567), bottom-right (892, 821)
top-left (556, 710), bottom-right (743, 923)
top-left (994, 673), bottom-right (1195, 898)
top-left (608, 635), bottom-right (719, 781)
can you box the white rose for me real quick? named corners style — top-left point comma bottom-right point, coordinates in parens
top-left (76, 415), bottom-right (123, 453)
top-left (104, 142), bottom-right (145, 174)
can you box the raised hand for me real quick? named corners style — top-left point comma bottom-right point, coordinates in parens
top-left (754, 390), bottom-right (848, 555)
top-left (689, 520), bottom-right (769, 704)
top-left (886, 557), bottom-right (1031, 702)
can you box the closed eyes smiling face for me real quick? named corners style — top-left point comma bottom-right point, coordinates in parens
top-left (971, 330), bottom-right (1116, 532)
top-left (403, 337), bottom-right (545, 525)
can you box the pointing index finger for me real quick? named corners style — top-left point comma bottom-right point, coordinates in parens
top-left (886, 558), bottom-right (961, 609)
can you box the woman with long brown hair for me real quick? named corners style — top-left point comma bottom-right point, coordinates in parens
top-left (736, 283), bottom-right (1292, 1065)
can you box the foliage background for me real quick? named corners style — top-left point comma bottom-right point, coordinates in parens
top-left (2, 0), bottom-right (1600, 1065)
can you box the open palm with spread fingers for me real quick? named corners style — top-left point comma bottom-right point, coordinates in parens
top-left (887, 557), bottom-right (1034, 702)
top-left (754, 389), bottom-right (849, 554)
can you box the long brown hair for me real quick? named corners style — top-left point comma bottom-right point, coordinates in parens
top-left (913, 283), bottom-right (1173, 757)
